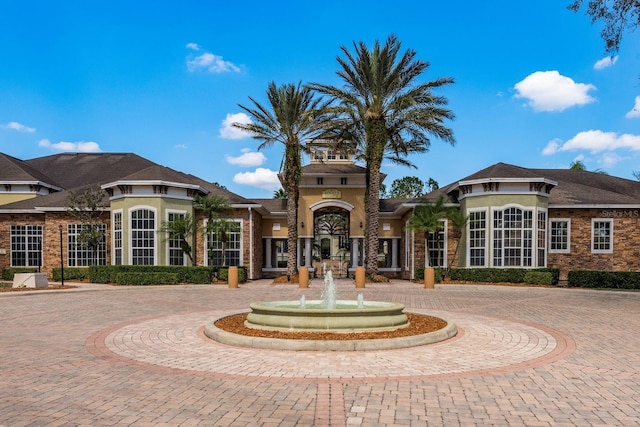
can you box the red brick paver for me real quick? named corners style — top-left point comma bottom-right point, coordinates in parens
top-left (1, 281), bottom-right (639, 426)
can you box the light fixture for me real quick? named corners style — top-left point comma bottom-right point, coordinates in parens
top-left (359, 221), bottom-right (363, 228)
top-left (301, 221), bottom-right (304, 228)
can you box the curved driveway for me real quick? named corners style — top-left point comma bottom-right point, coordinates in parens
top-left (1, 280), bottom-right (638, 426)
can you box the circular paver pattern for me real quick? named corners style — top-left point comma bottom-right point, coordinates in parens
top-left (100, 308), bottom-right (572, 380)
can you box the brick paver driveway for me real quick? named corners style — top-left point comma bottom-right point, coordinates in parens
top-left (1, 280), bottom-right (638, 426)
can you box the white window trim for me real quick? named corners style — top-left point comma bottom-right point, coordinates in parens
top-left (165, 209), bottom-right (188, 266)
top-left (128, 205), bottom-right (158, 266)
top-left (203, 218), bottom-right (244, 266)
top-left (467, 208), bottom-right (488, 268)
top-left (112, 209), bottom-right (123, 265)
top-left (591, 218), bottom-right (614, 254)
top-left (549, 218), bottom-right (571, 254)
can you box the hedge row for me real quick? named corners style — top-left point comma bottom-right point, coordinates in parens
top-left (214, 266), bottom-right (247, 283)
top-left (52, 267), bottom-right (88, 281)
top-left (115, 272), bottom-right (179, 286)
top-left (87, 265), bottom-right (213, 284)
top-left (568, 270), bottom-right (640, 289)
top-left (448, 267), bottom-right (560, 285)
top-left (413, 267), bottom-right (560, 285)
top-left (1, 268), bottom-right (38, 280)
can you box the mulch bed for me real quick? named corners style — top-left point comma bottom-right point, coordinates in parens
top-left (214, 312), bottom-right (447, 340)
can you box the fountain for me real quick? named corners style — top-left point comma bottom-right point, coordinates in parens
top-left (204, 270), bottom-right (458, 351)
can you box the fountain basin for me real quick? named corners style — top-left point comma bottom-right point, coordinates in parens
top-left (245, 300), bottom-right (408, 332)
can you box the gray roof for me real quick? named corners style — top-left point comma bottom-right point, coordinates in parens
top-left (0, 153), bottom-right (61, 187)
top-left (301, 163), bottom-right (367, 175)
top-left (443, 162), bottom-right (640, 206)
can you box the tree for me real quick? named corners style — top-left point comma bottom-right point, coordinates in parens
top-left (193, 195), bottom-right (233, 267)
top-left (67, 186), bottom-right (108, 266)
top-left (309, 35), bottom-right (455, 276)
top-left (444, 208), bottom-right (469, 279)
top-left (273, 188), bottom-right (287, 199)
top-left (568, 0), bottom-right (640, 53)
top-left (570, 160), bottom-right (587, 170)
top-left (388, 176), bottom-right (426, 198)
top-left (406, 196), bottom-right (448, 267)
top-left (159, 213), bottom-right (195, 265)
top-left (233, 82), bottom-right (329, 278)
top-left (426, 178), bottom-right (439, 192)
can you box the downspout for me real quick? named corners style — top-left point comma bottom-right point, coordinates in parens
top-left (249, 207), bottom-right (253, 280)
top-left (411, 206), bottom-right (416, 280)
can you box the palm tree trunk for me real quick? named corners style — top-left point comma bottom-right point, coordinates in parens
top-left (284, 145), bottom-right (301, 278)
top-left (364, 119), bottom-right (386, 277)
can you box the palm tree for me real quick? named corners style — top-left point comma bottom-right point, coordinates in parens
top-left (193, 195), bottom-right (233, 267)
top-left (406, 196), bottom-right (448, 267)
top-left (273, 188), bottom-right (287, 199)
top-left (444, 208), bottom-right (469, 279)
top-left (309, 34), bottom-right (455, 276)
top-left (233, 82), bottom-right (329, 278)
top-left (159, 213), bottom-right (195, 265)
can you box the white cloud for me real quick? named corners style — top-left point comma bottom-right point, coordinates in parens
top-left (561, 130), bottom-right (640, 153)
top-left (514, 71), bottom-right (596, 112)
top-left (186, 51), bottom-right (240, 73)
top-left (225, 149), bottom-right (266, 167)
top-left (185, 42), bottom-right (200, 51)
top-left (38, 139), bottom-right (102, 153)
top-left (542, 138), bottom-right (562, 155)
top-left (173, 144), bottom-right (188, 149)
top-left (594, 55), bottom-right (618, 70)
top-left (2, 121), bottom-right (35, 133)
top-left (233, 168), bottom-right (280, 190)
top-left (219, 112), bottom-right (253, 139)
top-left (625, 96), bottom-right (640, 119)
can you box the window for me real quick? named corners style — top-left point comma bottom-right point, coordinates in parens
top-left (314, 151), bottom-right (324, 161)
top-left (537, 210), bottom-right (547, 267)
top-left (317, 177), bottom-right (323, 185)
top-left (207, 220), bottom-right (242, 266)
top-left (492, 207), bottom-right (533, 267)
top-left (68, 224), bottom-right (107, 266)
top-left (327, 151), bottom-right (336, 160)
top-left (592, 219), bottom-right (613, 253)
top-left (426, 220), bottom-right (447, 267)
top-left (340, 177), bottom-right (348, 185)
top-left (274, 239), bottom-right (288, 268)
top-left (339, 152), bottom-right (348, 160)
top-left (468, 211), bottom-right (486, 267)
top-left (167, 212), bottom-right (186, 266)
top-left (550, 219), bottom-right (570, 253)
top-left (113, 211), bottom-right (122, 265)
top-left (131, 208), bottom-right (155, 265)
top-left (11, 225), bottom-right (42, 267)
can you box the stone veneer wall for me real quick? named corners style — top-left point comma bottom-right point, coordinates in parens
top-left (547, 208), bottom-right (640, 281)
top-left (0, 212), bottom-right (111, 279)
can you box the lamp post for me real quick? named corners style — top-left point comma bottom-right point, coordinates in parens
top-left (59, 225), bottom-right (64, 287)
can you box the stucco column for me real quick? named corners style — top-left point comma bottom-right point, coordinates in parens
top-left (391, 238), bottom-right (399, 268)
top-left (297, 239), bottom-right (302, 267)
top-left (305, 238), bottom-right (312, 268)
top-left (264, 238), bottom-right (272, 268)
top-left (351, 238), bottom-right (359, 267)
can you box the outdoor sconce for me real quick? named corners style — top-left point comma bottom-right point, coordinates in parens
top-left (301, 221), bottom-right (304, 228)
top-left (359, 221), bottom-right (363, 228)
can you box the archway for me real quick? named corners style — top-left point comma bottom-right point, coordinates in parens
top-left (313, 207), bottom-right (350, 277)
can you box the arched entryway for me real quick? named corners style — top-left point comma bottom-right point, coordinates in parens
top-left (313, 208), bottom-right (350, 277)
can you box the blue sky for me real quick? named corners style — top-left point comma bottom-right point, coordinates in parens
top-left (1, 0), bottom-right (639, 198)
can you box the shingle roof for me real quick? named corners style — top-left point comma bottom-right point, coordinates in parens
top-left (0, 153), bottom-right (62, 187)
top-left (301, 163), bottom-right (367, 175)
top-left (444, 162), bottom-right (640, 206)
top-left (24, 153), bottom-right (157, 188)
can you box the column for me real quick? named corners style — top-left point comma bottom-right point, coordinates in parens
top-left (391, 238), bottom-right (398, 268)
top-left (264, 238), bottom-right (272, 268)
top-left (351, 238), bottom-right (359, 267)
top-left (305, 238), bottom-right (312, 268)
top-left (297, 239), bottom-right (302, 267)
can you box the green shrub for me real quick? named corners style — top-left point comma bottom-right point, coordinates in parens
top-left (52, 267), bottom-right (88, 281)
top-left (114, 272), bottom-right (179, 286)
top-left (523, 271), bottom-right (554, 286)
top-left (447, 268), bottom-right (560, 285)
top-left (88, 265), bottom-right (213, 284)
top-left (568, 270), bottom-right (640, 289)
top-left (414, 267), bottom-right (443, 283)
top-left (1, 268), bottom-right (38, 280)
top-left (214, 266), bottom-right (247, 283)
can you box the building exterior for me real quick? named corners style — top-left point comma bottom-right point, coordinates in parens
top-left (1, 150), bottom-right (639, 282)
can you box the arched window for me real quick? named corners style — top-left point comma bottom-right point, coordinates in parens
top-left (131, 208), bottom-right (155, 265)
top-left (492, 207), bottom-right (533, 267)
